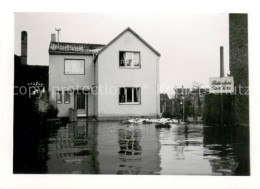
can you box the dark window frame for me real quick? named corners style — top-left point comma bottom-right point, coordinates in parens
top-left (119, 51), bottom-right (141, 69)
top-left (119, 87), bottom-right (141, 105)
top-left (64, 91), bottom-right (71, 104)
top-left (56, 91), bottom-right (62, 104)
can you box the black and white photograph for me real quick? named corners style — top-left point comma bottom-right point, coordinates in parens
top-left (13, 12), bottom-right (249, 175)
top-left (0, 1), bottom-right (259, 188)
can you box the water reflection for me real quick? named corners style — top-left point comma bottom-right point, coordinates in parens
top-left (118, 129), bottom-right (142, 156)
top-left (46, 121), bottom-right (98, 174)
top-left (22, 122), bottom-right (249, 175)
top-left (97, 123), bottom-right (161, 174)
top-left (173, 125), bottom-right (204, 160)
top-left (158, 124), bottom-right (249, 175)
top-left (203, 126), bottom-right (250, 175)
top-left (117, 129), bottom-right (142, 174)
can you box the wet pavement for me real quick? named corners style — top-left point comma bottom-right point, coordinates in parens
top-left (14, 121), bottom-right (250, 175)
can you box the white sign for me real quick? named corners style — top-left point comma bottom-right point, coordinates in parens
top-left (65, 59), bottom-right (85, 75)
top-left (209, 77), bottom-right (234, 93)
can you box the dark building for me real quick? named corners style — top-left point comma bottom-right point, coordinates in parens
top-left (203, 14), bottom-right (249, 127)
top-left (14, 32), bottom-right (52, 173)
top-left (160, 93), bottom-right (173, 114)
top-left (175, 88), bottom-right (190, 98)
top-left (229, 13), bottom-right (249, 126)
top-left (15, 31), bottom-right (49, 89)
top-left (21, 31), bottom-right (27, 65)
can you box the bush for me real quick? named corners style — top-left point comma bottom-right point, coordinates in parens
top-left (155, 122), bottom-right (171, 128)
top-left (162, 108), bottom-right (173, 118)
top-left (45, 104), bottom-right (58, 119)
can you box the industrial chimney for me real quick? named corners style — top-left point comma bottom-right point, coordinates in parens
top-left (21, 31), bottom-right (27, 65)
top-left (51, 33), bottom-right (56, 42)
top-left (220, 46), bottom-right (224, 77)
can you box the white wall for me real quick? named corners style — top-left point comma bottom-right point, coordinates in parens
top-left (49, 54), bottom-right (95, 117)
top-left (97, 31), bottom-right (160, 119)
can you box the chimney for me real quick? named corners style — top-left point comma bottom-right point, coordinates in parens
top-left (220, 46), bottom-right (224, 77)
top-left (21, 31), bottom-right (27, 65)
top-left (51, 33), bottom-right (56, 42)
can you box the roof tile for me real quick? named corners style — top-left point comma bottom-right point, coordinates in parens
top-left (49, 42), bottom-right (105, 55)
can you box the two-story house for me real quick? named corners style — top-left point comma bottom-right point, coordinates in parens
top-left (49, 27), bottom-right (160, 121)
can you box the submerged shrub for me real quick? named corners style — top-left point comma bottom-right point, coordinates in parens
top-left (162, 108), bottom-right (173, 118)
top-left (45, 103), bottom-right (58, 119)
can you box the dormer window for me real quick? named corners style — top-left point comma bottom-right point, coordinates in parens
top-left (119, 51), bottom-right (140, 68)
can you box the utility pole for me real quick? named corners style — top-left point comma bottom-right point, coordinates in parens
top-left (192, 82), bottom-right (203, 118)
top-left (220, 46), bottom-right (224, 77)
top-left (55, 28), bottom-right (61, 44)
top-left (220, 46), bottom-right (224, 125)
top-left (182, 85), bottom-right (185, 122)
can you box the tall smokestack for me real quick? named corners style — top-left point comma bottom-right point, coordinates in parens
top-left (21, 31), bottom-right (27, 65)
top-left (220, 46), bottom-right (224, 77)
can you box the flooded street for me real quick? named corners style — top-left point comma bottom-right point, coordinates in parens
top-left (18, 121), bottom-right (249, 175)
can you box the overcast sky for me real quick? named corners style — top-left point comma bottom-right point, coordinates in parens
top-left (15, 13), bottom-right (229, 95)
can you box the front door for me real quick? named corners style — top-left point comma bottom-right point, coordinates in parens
top-left (74, 91), bottom-right (88, 117)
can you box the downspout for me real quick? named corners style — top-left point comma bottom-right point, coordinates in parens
top-left (93, 53), bottom-right (96, 117)
top-left (156, 57), bottom-right (160, 118)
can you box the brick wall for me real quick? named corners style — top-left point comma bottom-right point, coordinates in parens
top-left (203, 94), bottom-right (234, 126)
top-left (229, 14), bottom-right (249, 126)
top-left (203, 14), bottom-right (249, 127)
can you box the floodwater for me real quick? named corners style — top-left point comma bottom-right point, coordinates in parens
top-left (14, 121), bottom-right (250, 175)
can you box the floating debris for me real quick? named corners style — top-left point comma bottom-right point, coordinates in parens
top-left (121, 118), bottom-right (179, 125)
top-left (142, 120), bottom-right (153, 124)
top-left (63, 158), bottom-right (84, 164)
top-left (155, 122), bottom-right (171, 128)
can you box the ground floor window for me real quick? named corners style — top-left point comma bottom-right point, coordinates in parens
top-left (56, 91), bottom-right (62, 104)
top-left (119, 87), bottom-right (141, 104)
top-left (64, 91), bottom-right (70, 104)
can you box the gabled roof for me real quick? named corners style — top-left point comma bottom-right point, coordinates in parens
top-left (97, 27), bottom-right (161, 57)
top-left (49, 42), bottom-right (105, 55)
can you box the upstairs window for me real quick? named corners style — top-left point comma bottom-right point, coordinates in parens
top-left (119, 87), bottom-right (141, 104)
top-left (119, 52), bottom-right (140, 68)
top-left (65, 59), bottom-right (85, 75)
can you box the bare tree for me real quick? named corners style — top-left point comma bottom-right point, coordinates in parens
top-left (192, 82), bottom-right (203, 118)
top-left (192, 82), bottom-right (203, 94)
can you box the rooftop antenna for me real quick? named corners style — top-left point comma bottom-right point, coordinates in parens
top-left (55, 28), bottom-right (61, 44)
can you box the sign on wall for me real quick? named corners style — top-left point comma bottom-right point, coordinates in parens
top-left (209, 77), bottom-right (234, 93)
top-left (65, 59), bottom-right (85, 75)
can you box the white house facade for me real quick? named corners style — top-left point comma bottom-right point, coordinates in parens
top-left (48, 27), bottom-right (160, 120)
